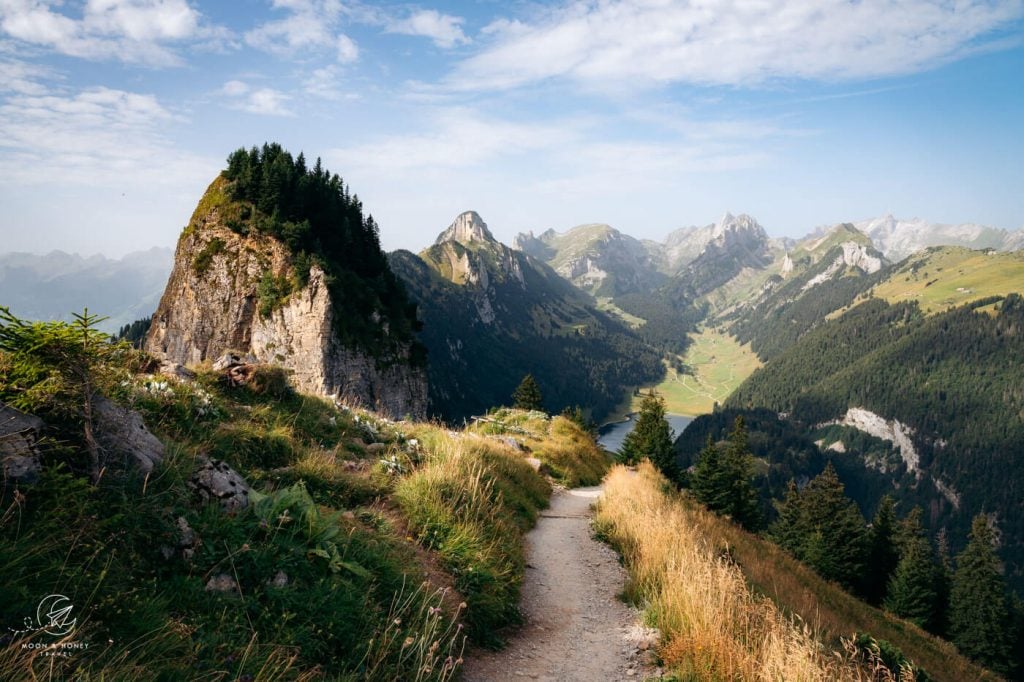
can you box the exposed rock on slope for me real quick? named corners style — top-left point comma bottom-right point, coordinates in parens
top-left (513, 223), bottom-right (662, 297)
top-left (146, 178), bottom-right (427, 419)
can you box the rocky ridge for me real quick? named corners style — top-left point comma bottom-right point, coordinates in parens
top-left (145, 180), bottom-right (427, 419)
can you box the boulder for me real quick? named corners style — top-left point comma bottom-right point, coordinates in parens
top-left (1, 401), bottom-right (44, 483)
top-left (205, 573), bottom-right (239, 593)
top-left (93, 394), bottom-right (165, 474)
top-left (189, 457), bottom-right (251, 512)
top-left (158, 360), bottom-right (196, 381)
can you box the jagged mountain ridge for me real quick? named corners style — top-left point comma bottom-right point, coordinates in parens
top-left (852, 214), bottom-right (1022, 261)
top-left (390, 211), bottom-right (664, 421)
top-left (513, 223), bottom-right (665, 297)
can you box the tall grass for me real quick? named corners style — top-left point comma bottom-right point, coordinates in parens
top-left (395, 429), bottom-right (550, 645)
top-left (597, 462), bottom-right (874, 681)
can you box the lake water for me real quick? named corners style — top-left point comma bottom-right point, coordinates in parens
top-left (598, 413), bottom-right (694, 454)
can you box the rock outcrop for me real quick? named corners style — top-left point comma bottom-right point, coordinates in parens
top-left (1, 401), bottom-right (44, 483)
top-left (145, 179), bottom-right (427, 419)
top-left (94, 394), bottom-right (165, 474)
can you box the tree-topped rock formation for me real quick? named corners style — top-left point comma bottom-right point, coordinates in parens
top-left (146, 144), bottom-right (427, 418)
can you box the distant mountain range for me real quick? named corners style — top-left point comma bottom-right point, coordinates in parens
top-left (0, 248), bottom-right (173, 333)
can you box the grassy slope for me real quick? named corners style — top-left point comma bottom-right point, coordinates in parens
top-left (627, 328), bottom-right (761, 417)
top-left (598, 463), bottom-right (995, 682)
top-left (0, 339), bottom-right (606, 681)
top-left (856, 246), bottom-right (1024, 315)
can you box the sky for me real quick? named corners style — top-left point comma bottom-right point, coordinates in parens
top-left (0, 0), bottom-right (1022, 257)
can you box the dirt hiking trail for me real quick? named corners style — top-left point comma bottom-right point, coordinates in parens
top-left (461, 486), bottom-right (660, 681)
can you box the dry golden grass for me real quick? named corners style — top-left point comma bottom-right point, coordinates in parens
top-left (598, 463), bottom-right (887, 681)
top-left (597, 463), bottom-right (995, 682)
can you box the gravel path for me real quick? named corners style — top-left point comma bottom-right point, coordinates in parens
top-left (461, 486), bottom-right (659, 682)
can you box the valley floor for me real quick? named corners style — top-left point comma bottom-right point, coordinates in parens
top-left (461, 486), bottom-right (659, 682)
top-left (615, 328), bottom-right (760, 419)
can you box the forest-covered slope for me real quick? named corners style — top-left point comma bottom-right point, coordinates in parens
top-left (390, 212), bottom-right (664, 422)
top-left (719, 294), bottom-right (1024, 590)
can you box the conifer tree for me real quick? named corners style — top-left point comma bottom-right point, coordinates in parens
top-left (512, 374), bottom-right (544, 411)
top-left (771, 463), bottom-right (867, 591)
top-left (619, 393), bottom-right (676, 477)
top-left (691, 436), bottom-right (726, 509)
top-left (933, 528), bottom-right (953, 637)
top-left (950, 515), bottom-right (1014, 675)
top-left (721, 416), bottom-right (761, 530)
top-left (691, 419), bottom-right (760, 530)
top-left (771, 480), bottom-right (805, 555)
top-left (864, 495), bottom-right (900, 604)
top-left (884, 525), bottom-right (939, 630)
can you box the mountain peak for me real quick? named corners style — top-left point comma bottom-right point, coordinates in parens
top-left (712, 212), bottom-right (764, 240)
top-left (436, 211), bottom-right (495, 246)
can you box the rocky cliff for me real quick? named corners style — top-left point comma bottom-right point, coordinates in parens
top-left (146, 178), bottom-right (427, 419)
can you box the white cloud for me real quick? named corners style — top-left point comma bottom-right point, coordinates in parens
top-left (220, 79), bottom-right (294, 116)
top-left (450, 0), bottom-right (1024, 91)
top-left (336, 32), bottom-right (358, 62)
top-left (387, 9), bottom-right (469, 49)
top-left (302, 65), bottom-right (357, 100)
top-left (0, 83), bottom-right (217, 187)
top-left (221, 79), bottom-right (249, 97)
top-left (0, 0), bottom-right (230, 66)
top-left (245, 0), bottom-right (358, 63)
top-left (0, 56), bottom-right (51, 94)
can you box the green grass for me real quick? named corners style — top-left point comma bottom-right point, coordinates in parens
top-left (2, 330), bottom-right (613, 679)
top-left (862, 246), bottom-right (1024, 315)
top-left (627, 328), bottom-right (761, 417)
top-left (596, 297), bottom-right (646, 328)
top-left (469, 408), bottom-right (611, 487)
top-left (395, 427), bottom-right (551, 646)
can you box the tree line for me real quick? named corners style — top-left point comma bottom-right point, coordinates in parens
top-left (620, 398), bottom-right (1021, 677)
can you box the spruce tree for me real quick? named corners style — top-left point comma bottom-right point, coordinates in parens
top-left (619, 393), bottom-right (676, 477)
top-left (771, 480), bottom-right (805, 555)
top-left (691, 436), bottom-right (725, 509)
top-left (512, 374), bottom-right (544, 411)
top-left (884, 509), bottom-right (937, 630)
top-left (721, 416), bottom-right (761, 530)
top-left (864, 495), bottom-right (900, 604)
top-left (950, 515), bottom-right (1014, 675)
top-left (785, 463), bottom-right (867, 591)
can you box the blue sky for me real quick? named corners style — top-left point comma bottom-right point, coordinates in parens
top-left (0, 0), bottom-right (1022, 257)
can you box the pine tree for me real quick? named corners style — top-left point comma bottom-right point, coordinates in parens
top-left (721, 416), bottom-right (761, 530)
top-left (864, 495), bottom-right (900, 604)
top-left (777, 463), bottom-right (867, 591)
top-left (884, 530), bottom-right (939, 630)
top-left (950, 514), bottom-right (1014, 675)
top-left (691, 436), bottom-right (725, 508)
top-left (771, 480), bottom-right (805, 555)
top-left (933, 527), bottom-right (953, 637)
top-left (619, 393), bottom-right (676, 477)
top-left (511, 374), bottom-right (544, 411)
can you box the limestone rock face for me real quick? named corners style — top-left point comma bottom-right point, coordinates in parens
top-left (145, 192), bottom-right (427, 419)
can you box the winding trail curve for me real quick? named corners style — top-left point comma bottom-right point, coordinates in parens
top-left (461, 486), bottom-right (658, 681)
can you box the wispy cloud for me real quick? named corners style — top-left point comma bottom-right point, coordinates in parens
top-left (448, 0), bottom-right (1024, 91)
top-left (0, 0), bottom-right (232, 67)
top-left (386, 9), bottom-right (469, 49)
top-left (245, 0), bottom-right (358, 63)
top-left (0, 82), bottom-right (217, 187)
top-left (220, 80), bottom-right (294, 116)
